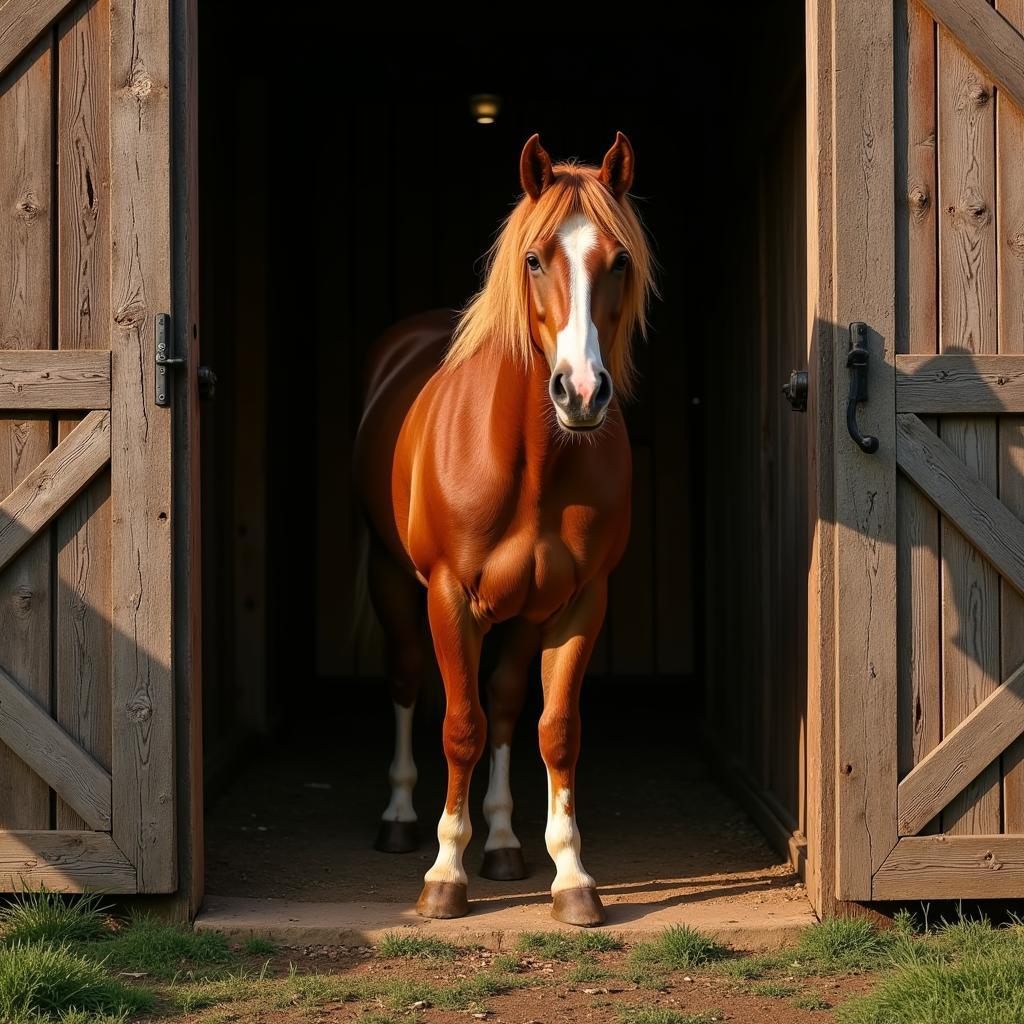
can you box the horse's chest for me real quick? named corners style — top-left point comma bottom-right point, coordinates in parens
top-left (473, 530), bottom-right (584, 624)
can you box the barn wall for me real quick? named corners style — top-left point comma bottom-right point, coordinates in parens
top-left (701, 31), bottom-right (809, 846)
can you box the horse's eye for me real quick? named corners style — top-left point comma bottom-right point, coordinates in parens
top-left (526, 253), bottom-right (541, 271)
top-left (612, 251), bottom-right (630, 272)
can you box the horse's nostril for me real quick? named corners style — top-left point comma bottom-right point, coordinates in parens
top-left (594, 371), bottom-right (613, 407)
top-left (549, 371), bottom-right (571, 408)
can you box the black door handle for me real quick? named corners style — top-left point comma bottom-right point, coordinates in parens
top-left (846, 322), bottom-right (879, 454)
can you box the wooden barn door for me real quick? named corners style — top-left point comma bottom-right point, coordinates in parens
top-left (0, 0), bottom-right (177, 893)
top-left (827, 0), bottom-right (1024, 901)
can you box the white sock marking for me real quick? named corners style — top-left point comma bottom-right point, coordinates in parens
top-left (424, 801), bottom-right (472, 885)
top-left (482, 744), bottom-right (520, 851)
top-left (544, 771), bottom-right (595, 894)
top-left (381, 701), bottom-right (417, 823)
top-left (555, 213), bottom-right (605, 405)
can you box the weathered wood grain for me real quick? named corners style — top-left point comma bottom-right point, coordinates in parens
top-left (0, 664), bottom-right (111, 830)
top-left (896, 354), bottom-right (1024, 410)
top-left (0, 411), bottom-right (110, 574)
top-left (56, 0), bottom-right (112, 831)
top-left (0, 350), bottom-right (110, 408)
top-left (897, 412), bottom-right (1024, 594)
top-left (0, 33), bottom-right (52, 831)
top-left (937, 23), bottom-right (1000, 835)
top-left (998, 0), bottom-right (1024, 835)
top-left (873, 834), bottom-right (1024, 897)
top-left (921, 0), bottom-right (1024, 113)
top-left (895, 1), bottom-right (941, 837)
top-left (898, 660), bottom-right (1024, 834)
top-left (0, 830), bottom-right (134, 890)
top-left (832, 0), bottom-right (899, 899)
top-left (0, 0), bottom-right (75, 76)
top-left (109, 0), bottom-right (176, 893)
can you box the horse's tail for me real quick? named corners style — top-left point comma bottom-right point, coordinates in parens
top-left (348, 517), bottom-right (385, 673)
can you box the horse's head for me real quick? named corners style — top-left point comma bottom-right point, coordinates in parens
top-left (519, 132), bottom-right (636, 432)
top-left (444, 132), bottom-right (657, 436)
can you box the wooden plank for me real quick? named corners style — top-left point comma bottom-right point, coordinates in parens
top-left (0, 0), bottom-right (75, 77)
top-left (873, 835), bottom-right (1024, 897)
top-left (896, 354), bottom-right (1024, 410)
top-left (898, 661), bottom-right (1024, 834)
top-left (0, 411), bottom-right (110, 573)
top-left (0, 830), bottom-right (134, 891)
top-left (832, 0), bottom-right (899, 899)
top-left (55, 0), bottom-right (111, 832)
top-left (937, 22), bottom-right (1000, 835)
top-left (0, 350), bottom-right (110, 409)
top-left (897, 413), bottom-right (1024, 593)
top-left (805, 0), bottom-right (837, 917)
top-left (0, 32), bottom-right (52, 831)
top-left (922, 0), bottom-right (1024, 113)
top-left (0, 664), bottom-right (111, 829)
top-left (998, 0), bottom-right (1024, 834)
top-left (109, 0), bottom-right (176, 893)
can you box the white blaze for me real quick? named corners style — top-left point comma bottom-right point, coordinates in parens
top-left (544, 772), bottom-right (595, 894)
top-left (482, 744), bottom-right (520, 851)
top-left (381, 702), bottom-right (417, 823)
top-left (555, 213), bottom-right (605, 405)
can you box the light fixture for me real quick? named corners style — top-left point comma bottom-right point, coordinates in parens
top-left (470, 93), bottom-right (501, 125)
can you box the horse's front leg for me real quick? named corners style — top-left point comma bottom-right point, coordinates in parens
top-left (417, 564), bottom-right (487, 919)
top-left (481, 618), bottom-right (538, 880)
top-left (539, 578), bottom-right (608, 927)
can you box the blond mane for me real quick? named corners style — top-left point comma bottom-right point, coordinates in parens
top-left (441, 161), bottom-right (659, 402)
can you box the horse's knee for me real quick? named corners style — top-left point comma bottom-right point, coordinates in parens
top-left (538, 710), bottom-right (580, 774)
top-left (443, 704), bottom-right (487, 767)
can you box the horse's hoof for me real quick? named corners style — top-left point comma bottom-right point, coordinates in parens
top-left (551, 886), bottom-right (606, 927)
top-left (416, 881), bottom-right (469, 919)
top-left (374, 820), bottom-right (418, 853)
top-left (480, 847), bottom-right (528, 880)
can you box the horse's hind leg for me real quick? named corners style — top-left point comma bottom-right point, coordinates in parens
top-left (368, 536), bottom-right (428, 853)
top-left (480, 618), bottom-right (538, 880)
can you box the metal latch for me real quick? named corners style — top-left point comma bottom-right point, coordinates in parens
top-left (846, 322), bottom-right (879, 454)
top-left (155, 313), bottom-right (184, 407)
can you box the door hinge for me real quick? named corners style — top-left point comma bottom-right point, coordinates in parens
top-left (155, 313), bottom-right (185, 407)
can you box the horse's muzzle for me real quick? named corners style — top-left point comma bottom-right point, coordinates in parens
top-left (549, 367), bottom-right (613, 431)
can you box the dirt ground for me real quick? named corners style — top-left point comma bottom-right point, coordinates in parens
top-left (157, 942), bottom-right (877, 1024)
top-left (205, 680), bottom-right (808, 922)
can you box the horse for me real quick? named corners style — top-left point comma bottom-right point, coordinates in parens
top-left (352, 131), bottom-right (657, 926)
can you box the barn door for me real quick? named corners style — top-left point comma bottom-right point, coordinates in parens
top-left (830, 0), bottom-right (1024, 900)
top-left (0, 0), bottom-right (176, 892)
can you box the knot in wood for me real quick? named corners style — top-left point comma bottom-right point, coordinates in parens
top-left (965, 200), bottom-right (990, 226)
top-left (908, 184), bottom-right (930, 214)
top-left (968, 81), bottom-right (990, 106)
top-left (114, 300), bottom-right (146, 331)
top-left (129, 66), bottom-right (153, 99)
top-left (16, 195), bottom-right (40, 221)
top-left (981, 849), bottom-right (1002, 871)
top-left (841, 763), bottom-right (854, 776)
top-left (126, 695), bottom-right (152, 723)
top-left (1009, 231), bottom-right (1024, 260)
top-left (13, 585), bottom-right (33, 614)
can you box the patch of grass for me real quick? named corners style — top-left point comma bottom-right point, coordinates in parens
top-left (620, 964), bottom-right (671, 990)
top-left (792, 917), bottom-right (894, 974)
top-left (240, 936), bottom-right (276, 957)
top-left (375, 932), bottom-right (464, 961)
top-left (432, 967), bottom-right (530, 1010)
top-left (567, 955), bottom-right (610, 984)
top-left (517, 930), bottom-right (623, 961)
top-left (751, 981), bottom-right (797, 998)
top-left (791, 990), bottom-right (831, 1010)
top-left (88, 913), bottom-right (234, 980)
top-left (491, 953), bottom-right (520, 973)
top-left (0, 939), bottom-right (153, 1021)
top-left (171, 962), bottom-right (277, 1012)
top-left (714, 951), bottom-right (786, 980)
top-left (837, 950), bottom-right (1024, 1023)
top-left (287, 965), bottom-right (364, 1005)
top-left (629, 925), bottom-right (728, 972)
top-left (0, 887), bottom-right (111, 946)
top-left (616, 1008), bottom-right (723, 1024)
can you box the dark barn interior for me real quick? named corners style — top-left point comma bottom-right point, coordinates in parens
top-left (196, 22), bottom-right (810, 911)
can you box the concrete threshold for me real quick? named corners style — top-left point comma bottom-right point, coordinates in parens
top-left (195, 893), bottom-right (817, 951)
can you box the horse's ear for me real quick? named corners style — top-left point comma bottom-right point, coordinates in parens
top-left (520, 133), bottom-right (554, 201)
top-left (599, 131), bottom-right (635, 199)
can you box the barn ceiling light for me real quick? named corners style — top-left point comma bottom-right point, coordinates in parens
top-left (470, 93), bottom-right (501, 124)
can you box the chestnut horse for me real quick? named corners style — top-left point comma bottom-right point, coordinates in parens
top-left (352, 132), bottom-right (656, 926)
